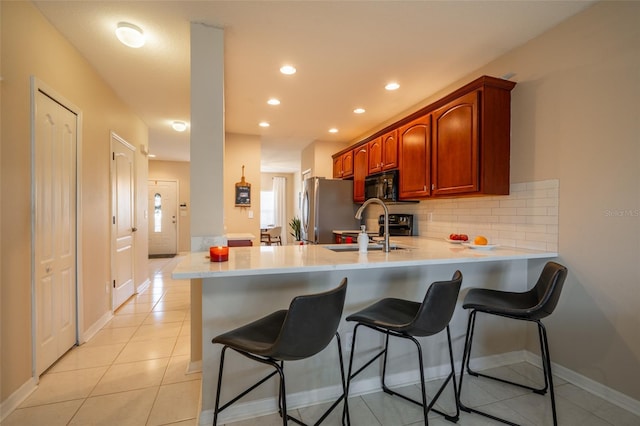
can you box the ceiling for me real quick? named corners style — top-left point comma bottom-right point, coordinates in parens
top-left (33, 1), bottom-right (594, 172)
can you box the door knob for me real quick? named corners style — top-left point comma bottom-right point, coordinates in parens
top-left (132, 227), bottom-right (138, 232)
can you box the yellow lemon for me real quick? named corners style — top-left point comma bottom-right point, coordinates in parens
top-left (474, 235), bottom-right (488, 245)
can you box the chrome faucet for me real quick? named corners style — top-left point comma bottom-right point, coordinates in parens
top-left (355, 197), bottom-right (390, 252)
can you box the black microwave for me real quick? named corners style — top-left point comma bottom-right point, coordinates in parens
top-left (364, 170), bottom-right (399, 202)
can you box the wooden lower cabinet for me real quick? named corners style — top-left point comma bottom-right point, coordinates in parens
top-left (398, 115), bottom-right (431, 199)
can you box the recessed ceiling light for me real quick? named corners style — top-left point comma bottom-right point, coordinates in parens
top-left (148, 154), bottom-right (157, 158)
top-left (329, 128), bottom-right (339, 134)
top-left (267, 98), bottom-right (281, 106)
top-left (385, 82), bottom-right (400, 91)
top-left (259, 121), bottom-right (270, 128)
top-left (353, 108), bottom-right (366, 114)
top-left (172, 121), bottom-right (187, 132)
top-left (115, 22), bottom-right (145, 48)
top-left (280, 65), bottom-right (297, 75)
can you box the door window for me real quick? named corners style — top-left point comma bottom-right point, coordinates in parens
top-left (154, 193), bottom-right (162, 233)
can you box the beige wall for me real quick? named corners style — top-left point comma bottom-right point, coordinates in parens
top-left (224, 133), bottom-right (262, 243)
top-left (149, 160), bottom-right (191, 253)
top-left (1, 1), bottom-right (149, 402)
top-left (351, 1), bottom-right (640, 401)
top-left (2, 0), bottom-right (638, 411)
top-left (301, 139), bottom-right (349, 178)
top-left (488, 2), bottom-right (639, 400)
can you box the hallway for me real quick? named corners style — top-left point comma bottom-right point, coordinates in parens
top-left (2, 256), bottom-right (639, 425)
top-left (3, 256), bottom-right (199, 426)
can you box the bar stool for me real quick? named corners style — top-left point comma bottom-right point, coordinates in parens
top-left (345, 271), bottom-right (462, 425)
top-left (458, 261), bottom-right (568, 426)
top-left (212, 278), bottom-right (349, 426)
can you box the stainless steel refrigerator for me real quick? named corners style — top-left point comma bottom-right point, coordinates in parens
top-left (301, 177), bottom-right (360, 244)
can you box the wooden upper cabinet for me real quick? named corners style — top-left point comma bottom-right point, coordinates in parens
top-left (432, 80), bottom-right (513, 196)
top-left (332, 149), bottom-right (354, 179)
top-left (368, 137), bottom-right (382, 174)
top-left (368, 130), bottom-right (398, 175)
top-left (381, 130), bottom-right (399, 170)
top-left (432, 91), bottom-right (479, 196)
top-left (342, 150), bottom-right (354, 177)
top-left (398, 115), bottom-right (431, 199)
top-left (332, 76), bottom-right (515, 198)
top-left (353, 145), bottom-right (368, 202)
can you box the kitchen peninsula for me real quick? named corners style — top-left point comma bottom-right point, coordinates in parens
top-left (173, 237), bottom-right (557, 424)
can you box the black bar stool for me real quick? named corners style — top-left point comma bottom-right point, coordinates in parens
top-left (458, 261), bottom-right (568, 425)
top-left (345, 271), bottom-right (462, 425)
top-left (212, 278), bottom-right (349, 426)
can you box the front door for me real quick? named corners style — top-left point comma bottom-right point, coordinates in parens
top-left (148, 180), bottom-right (178, 256)
top-left (34, 89), bottom-right (78, 375)
top-left (111, 133), bottom-right (136, 310)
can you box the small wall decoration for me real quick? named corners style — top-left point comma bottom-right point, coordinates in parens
top-left (235, 165), bottom-right (251, 207)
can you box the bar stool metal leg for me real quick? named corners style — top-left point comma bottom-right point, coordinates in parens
top-left (457, 310), bottom-right (559, 426)
top-left (346, 322), bottom-right (460, 425)
top-left (344, 272), bottom-right (462, 425)
top-left (212, 279), bottom-right (349, 426)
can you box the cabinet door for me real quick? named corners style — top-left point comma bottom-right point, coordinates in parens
top-left (368, 137), bottom-right (382, 175)
top-left (432, 91), bottom-right (479, 196)
top-left (398, 115), bottom-right (431, 198)
top-left (342, 150), bottom-right (354, 178)
top-left (353, 145), bottom-right (368, 202)
top-left (333, 155), bottom-right (343, 178)
top-left (381, 129), bottom-right (398, 170)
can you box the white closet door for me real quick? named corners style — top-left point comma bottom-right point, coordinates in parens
top-left (35, 90), bottom-right (78, 375)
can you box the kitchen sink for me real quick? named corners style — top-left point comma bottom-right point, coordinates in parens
top-left (322, 243), bottom-right (410, 252)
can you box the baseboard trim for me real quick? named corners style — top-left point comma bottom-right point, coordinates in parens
top-left (199, 350), bottom-right (527, 425)
top-left (79, 310), bottom-right (113, 344)
top-left (136, 278), bottom-right (151, 294)
top-left (188, 360), bottom-right (202, 375)
top-left (199, 382), bottom-right (347, 425)
top-left (524, 351), bottom-right (640, 417)
top-left (199, 350), bottom-right (640, 424)
top-left (0, 376), bottom-right (37, 422)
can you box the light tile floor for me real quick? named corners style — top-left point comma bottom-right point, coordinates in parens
top-left (4, 255), bottom-right (639, 426)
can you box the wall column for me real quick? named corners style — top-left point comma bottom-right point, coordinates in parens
top-left (190, 22), bottom-right (225, 250)
top-left (189, 23), bottom-right (224, 367)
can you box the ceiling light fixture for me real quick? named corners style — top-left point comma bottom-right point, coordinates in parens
top-left (280, 65), bottom-right (297, 75)
top-left (115, 22), bottom-right (145, 48)
top-left (259, 121), bottom-right (270, 128)
top-left (172, 121), bottom-right (187, 132)
top-left (148, 154), bottom-right (157, 158)
top-left (385, 82), bottom-right (400, 91)
top-left (329, 128), bottom-right (338, 134)
top-left (353, 108), bottom-right (366, 114)
top-left (267, 98), bottom-right (281, 106)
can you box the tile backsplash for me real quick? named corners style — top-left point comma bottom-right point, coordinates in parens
top-left (376, 179), bottom-right (559, 252)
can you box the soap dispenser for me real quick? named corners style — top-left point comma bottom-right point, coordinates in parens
top-left (358, 225), bottom-right (368, 254)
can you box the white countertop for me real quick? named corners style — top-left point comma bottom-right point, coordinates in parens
top-left (333, 230), bottom-right (379, 235)
top-left (172, 237), bottom-right (557, 279)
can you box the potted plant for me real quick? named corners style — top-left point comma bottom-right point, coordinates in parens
top-left (289, 216), bottom-right (302, 243)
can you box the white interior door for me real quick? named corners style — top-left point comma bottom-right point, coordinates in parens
top-left (111, 133), bottom-right (136, 309)
top-left (148, 180), bottom-right (178, 256)
top-left (34, 90), bottom-right (78, 375)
